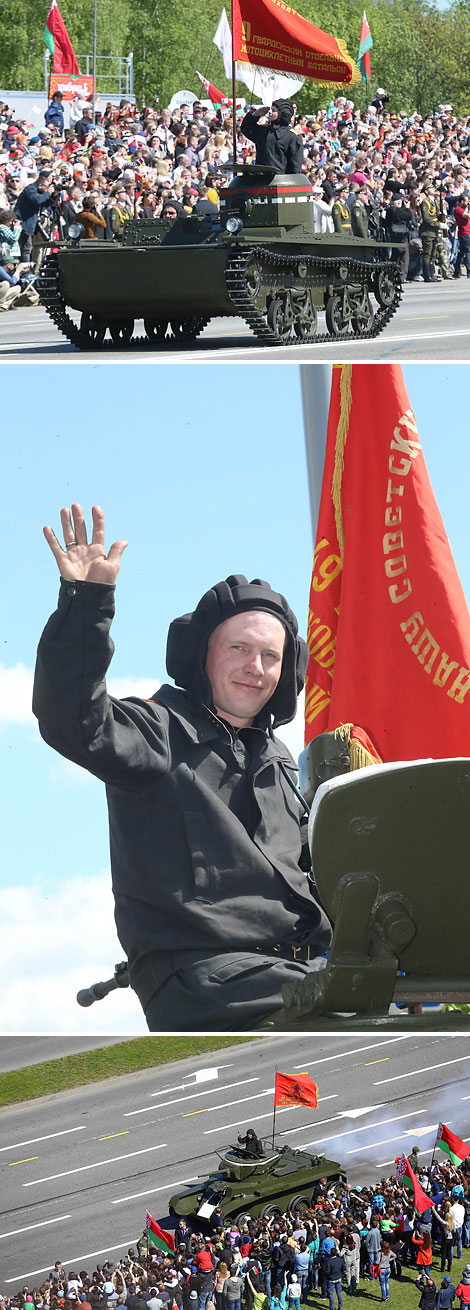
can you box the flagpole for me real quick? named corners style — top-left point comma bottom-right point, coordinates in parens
top-left (272, 1068), bottom-right (278, 1148)
top-left (300, 365), bottom-right (332, 545)
top-left (92, 0), bottom-right (97, 124)
top-left (231, 0), bottom-right (237, 165)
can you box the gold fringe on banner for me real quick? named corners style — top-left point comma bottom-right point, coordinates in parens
top-left (331, 363), bottom-right (353, 561)
top-left (334, 723), bottom-right (380, 771)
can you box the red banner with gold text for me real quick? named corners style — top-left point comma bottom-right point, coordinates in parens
top-left (304, 364), bottom-right (470, 760)
top-left (232, 0), bottom-right (360, 86)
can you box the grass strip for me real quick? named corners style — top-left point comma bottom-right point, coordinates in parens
top-left (307, 1258), bottom-right (470, 1309)
top-left (0, 1036), bottom-right (258, 1108)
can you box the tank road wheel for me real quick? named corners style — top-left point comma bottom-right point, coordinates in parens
top-left (288, 1194), bottom-right (310, 1217)
top-left (374, 264), bottom-right (400, 307)
top-left (79, 312), bottom-right (106, 347)
top-left (293, 290), bottom-right (317, 340)
top-left (351, 291), bottom-right (374, 336)
top-left (325, 293), bottom-right (349, 337)
top-left (235, 1210), bottom-right (253, 1228)
top-left (261, 1203), bottom-right (283, 1221)
top-left (109, 319), bottom-right (134, 345)
top-left (266, 296), bottom-right (294, 342)
top-left (144, 318), bottom-right (168, 342)
top-left (245, 258), bottom-right (262, 301)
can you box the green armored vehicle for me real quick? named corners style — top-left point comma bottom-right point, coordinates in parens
top-left (168, 1140), bottom-right (347, 1226)
top-left (37, 164), bottom-right (402, 350)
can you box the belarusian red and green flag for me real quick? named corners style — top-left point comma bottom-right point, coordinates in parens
top-left (435, 1122), bottom-right (469, 1166)
top-left (146, 1213), bottom-right (175, 1255)
top-left (396, 1153), bottom-right (433, 1215)
top-left (44, 1), bottom-right (79, 74)
top-left (357, 11), bottom-right (373, 82)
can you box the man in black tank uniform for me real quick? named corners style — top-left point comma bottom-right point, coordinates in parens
top-left (240, 99), bottom-right (304, 174)
top-left (33, 503), bottom-right (331, 1033)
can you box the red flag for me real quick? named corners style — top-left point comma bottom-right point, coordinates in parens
top-left (196, 71), bottom-right (230, 105)
top-left (232, 0), bottom-right (360, 87)
top-left (44, 0), bottom-right (79, 74)
top-left (274, 1071), bottom-right (318, 1107)
top-left (304, 364), bottom-right (470, 760)
top-left (396, 1153), bottom-right (433, 1215)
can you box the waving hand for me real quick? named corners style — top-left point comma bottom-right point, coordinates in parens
top-left (44, 503), bottom-right (127, 584)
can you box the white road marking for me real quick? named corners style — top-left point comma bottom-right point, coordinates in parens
top-left (3, 323), bottom-right (470, 359)
top-left (187, 1067), bottom-right (231, 1084)
top-left (280, 1113), bottom-right (345, 1136)
top-left (0, 1215), bottom-right (71, 1240)
top-left (374, 1055), bottom-right (470, 1084)
top-left (112, 1176), bottom-right (198, 1204)
top-left (349, 1124), bottom-right (437, 1153)
top-left (0, 1126), bottom-right (86, 1152)
top-left (203, 1094), bottom-right (338, 1134)
top-left (5, 1240), bottom-right (140, 1283)
top-left (290, 1109), bottom-right (425, 1151)
top-left (294, 1038), bottom-right (410, 1069)
top-left (22, 1142), bottom-right (166, 1186)
top-left (404, 1125), bottom-right (438, 1137)
top-left (342, 1106), bottom-right (385, 1119)
top-left (126, 1077), bottom-right (259, 1115)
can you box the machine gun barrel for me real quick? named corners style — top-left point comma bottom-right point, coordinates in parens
top-left (76, 960), bottom-right (129, 1007)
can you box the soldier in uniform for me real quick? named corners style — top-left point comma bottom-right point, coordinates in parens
top-left (420, 184), bottom-right (439, 282)
top-left (350, 186), bottom-right (370, 239)
top-left (33, 504), bottom-right (332, 1033)
top-left (332, 185), bottom-right (352, 234)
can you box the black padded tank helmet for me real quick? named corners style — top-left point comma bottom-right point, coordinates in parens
top-left (272, 99), bottom-right (295, 126)
top-left (166, 574), bottom-right (308, 727)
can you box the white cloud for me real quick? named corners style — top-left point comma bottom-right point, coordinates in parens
top-left (0, 665), bottom-right (160, 728)
top-left (0, 663), bottom-right (34, 725)
top-left (0, 874), bottom-right (144, 1034)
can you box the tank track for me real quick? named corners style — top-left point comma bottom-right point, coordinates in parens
top-left (225, 244), bottom-right (402, 344)
top-left (37, 253), bottom-right (209, 351)
top-left (37, 244), bottom-right (401, 350)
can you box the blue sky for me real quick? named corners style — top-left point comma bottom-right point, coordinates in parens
top-left (1, 362), bottom-right (469, 1032)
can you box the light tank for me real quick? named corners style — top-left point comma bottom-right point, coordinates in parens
top-left (37, 164), bottom-right (403, 350)
top-left (168, 1140), bottom-right (347, 1226)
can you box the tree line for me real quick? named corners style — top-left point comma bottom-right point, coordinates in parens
top-left (1, 0), bottom-right (469, 117)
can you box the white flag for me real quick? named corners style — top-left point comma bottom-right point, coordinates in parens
top-left (213, 7), bottom-right (232, 80)
top-left (236, 63), bottom-right (304, 105)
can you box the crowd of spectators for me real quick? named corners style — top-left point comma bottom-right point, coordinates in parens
top-left (4, 1148), bottom-right (470, 1310)
top-left (0, 82), bottom-right (470, 308)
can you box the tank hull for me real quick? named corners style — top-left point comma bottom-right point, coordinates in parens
top-left (168, 1143), bottom-right (347, 1224)
top-left (37, 169), bottom-right (404, 349)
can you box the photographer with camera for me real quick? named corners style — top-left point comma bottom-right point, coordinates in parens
top-left (13, 171), bottom-right (61, 263)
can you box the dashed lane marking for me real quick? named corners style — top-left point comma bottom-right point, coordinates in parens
top-left (9, 1157), bottom-right (39, 1165)
top-left (22, 1142), bottom-right (166, 1186)
top-left (99, 1132), bottom-right (129, 1140)
top-left (0, 1215), bottom-right (71, 1240)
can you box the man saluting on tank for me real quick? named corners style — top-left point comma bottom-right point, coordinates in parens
top-left (240, 100), bottom-right (305, 174)
top-left (33, 504), bottom-right (331, 1033)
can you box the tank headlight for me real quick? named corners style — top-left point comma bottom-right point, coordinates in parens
top-left (68, 222), bottom-right (85, 242)
top-left (226, 216), bottom-right (243, 234)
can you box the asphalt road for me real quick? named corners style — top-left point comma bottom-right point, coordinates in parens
top-left (1, 280), bottom-right (469, 361)
top-left (1, 1033), bottom-right (470, 1290)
